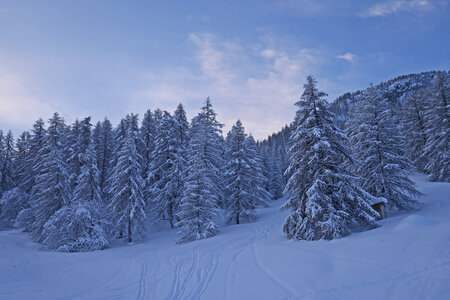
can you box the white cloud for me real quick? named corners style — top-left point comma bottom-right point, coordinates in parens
top-left (133, 33), bottom-right (325, 139)
top-left (337, 52), bottom-right (357, 62)
top-left (261, 49), bottom-right (278, 58)
top-left (361, 0), bottom-right (434, 17)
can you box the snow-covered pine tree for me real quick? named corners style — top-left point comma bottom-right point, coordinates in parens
top-left (224, 121), bottom-right (270, 224)
top-left (282, 76), bottom-right (379, 241)
top-left (174, 103), bottom-right (189, 148)
top-left (346, 86), bottom-right (420, 210)
top-left (199, 98), bottom-right (225, 206)
top-left (176, 109), bottom-right (220, 242)
top-left (224, 120), bottom-right (255, 224)
top-left (14, 131), bottom-right (33, 193)
top-left (0, 131), bottom-right (16, 196)
top-left (67, 117), bottom-right (92, 193)
top-left (147, 111), bottom-right (185, 228)
top-left (93, 118), bottom-right (114, 201)
top-left (0, 188), bottom-right (29, 229)
top-left (244, 134), bottom-right (271, 207)
top-left (14, 119), bottom-right (47, 231)
top-left (153, 108), bottom-right (163, 126)
top-left (402, 90), bottom-right (429, 173)
top-left (42, 139), bottom-right (111, 252)
top-left (73, 140), bottom-right (103, 204)
top-left (27, 119), bottom-right (47, 191)
top-left (421, 71), bottom-right (449, 182)
top-left (109, 115), bottom-right (146, 243)
top-left (30, 113), bottom-right (70, 242)
top-left (140, 110), bottom-right (156, 180)
top-left (268, 148), bottom-right (285, 199)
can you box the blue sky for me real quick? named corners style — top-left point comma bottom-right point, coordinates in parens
top-left (0, 0), bottom-right (448, 139)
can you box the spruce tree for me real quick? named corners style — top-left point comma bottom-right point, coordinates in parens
top-left (244, 135), bottom-right (271, 207)
top-left (67, 117), bottom-right (92, 193)
top-left (421, 71), bottom-right (449, 182)
top-left (14, 131), bottom-right (33, 193)
top-left (346, 86), bottom-right (420, 210)
top-left (140, 110), bottom-right (156, 179)
top-left (0, 131), bottom-right (16, 195)
top-left (109, 115), bottom-right (146, 243)
top-left (30, 113), bottom-right (70, 242)
top-left (402, 90), bottom-right (429, 173)
top-left (93, 118), bottom-right (114, 201)
top-left (282, 76), bottom-right (379, 241)
top-left (147, 111), bottom-right (185, 228)
top-left (176, 109), bottom-right (220, 242)
top-left (224, 121), bottom-right (270, 224)
top-left (42, 139), bottom-right (110, 252)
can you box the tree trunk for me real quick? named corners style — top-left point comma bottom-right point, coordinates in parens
top-left (128, 217), bottom-right (132, 243)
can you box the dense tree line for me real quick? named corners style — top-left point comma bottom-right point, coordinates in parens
top-left (0, 100), bottom-right (271, 250)
top-left (0, 71), bottom-right (447, 248)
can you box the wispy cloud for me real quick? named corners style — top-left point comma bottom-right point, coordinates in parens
top-left (337, 52), bottom-right (357, 62)
top-left (360, 0), bottom-right (435, 17)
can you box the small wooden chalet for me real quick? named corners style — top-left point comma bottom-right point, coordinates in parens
top-left (371, 197), bottom-right (387, 220)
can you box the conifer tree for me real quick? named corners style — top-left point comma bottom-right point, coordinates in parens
top-left (147, 111), bottom-right (185, 228)
top-left (244, 135), bottom-right (271, 207)
top-left (0, 188), bottom-right (29, 229)
top-left (42, 139), bottom-right (110, 252)
top-left (176, 108), bottom-right (220, 242)
top-left (140, 110), bottom-right (156, 178)
top-left (30, 113), bottom-right (70, 242)
top-left (402, 90), bottom-right (429, 173)
top-left (109, 115), bottom-right (146, 243)
top-left (174, 103), bottom-right (189, 148)
top-left (224, 121), bottom-right (270, 224)
top-left (14, 131), bottom-right (33, 193)
top-left (0, 131), bottom-right (16, 196)
top-left (67, 117), bottom-right (92, 193)
top-left (282, 76), bottom-right (379, 241)
top-left (346, 86), bottom-right (420, 210)
top-left (93, 118), bottom-right (114, 201)
top-left (421, 71), bottom-right (449, 182)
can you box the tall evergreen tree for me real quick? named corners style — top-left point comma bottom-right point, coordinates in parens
top-left (67, 117), bottom-right (92, 193)
top-left (0, 131), bottom-right (16, 195)
top-left (346, 86), bottom-right (420, 210)
top-left (147, 111), bottom-right (185, 228)
top-left (93, 118), bottom-right (114, 201)
top-left (140, 110), bottom-right (156, 180)
top-left (73, 140), bottom-right (102, 204)
top-left (402, 90), bottom-right (429, 173)
top-left (14, 131), bottom-right (33, 193)
top-left (30, 113), bottom-right (70, 242)
top-left (42, 139), bottom-right (110, 252)
top-left (174, 103), bottom-right (189, 148)
top-left (109, 115), bottom-right (146, 243)
top-left (176, 108), bottom-right (220, 242)
top-left (282, 76), bottom-right (379, 241)
top-left (199, 98), bottom-right (225, 204)
top-left (224, 121), bottom-right (270, 224)
top-left (245, 135), bottom-right (271, 206)
top-left (421, 71), bottom-right (449, 182)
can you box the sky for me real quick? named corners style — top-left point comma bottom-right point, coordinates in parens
top-left (0, 0), bottom-right (449, 140)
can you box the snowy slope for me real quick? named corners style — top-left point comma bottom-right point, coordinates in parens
top-left (1, 174), bottom-right (449, 300)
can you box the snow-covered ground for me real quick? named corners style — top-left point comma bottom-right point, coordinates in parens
top-left (1, 173), bottom-right (449, 300)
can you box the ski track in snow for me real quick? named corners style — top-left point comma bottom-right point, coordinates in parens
top-left (136, 263), bottom-right (149, 300)
top-left (0, 174), bottom-right (449, 300)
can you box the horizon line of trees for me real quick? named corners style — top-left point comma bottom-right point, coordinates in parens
top-left (0, 98), bottom-right (274, 251)
top-left (0, 70), bottom-right (447, 250)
